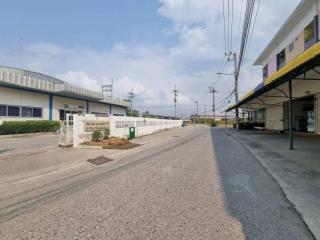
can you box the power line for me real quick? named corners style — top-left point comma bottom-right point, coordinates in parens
top-left (230, 0), bottom-right (234, 52)
top-left (243, 0), bottom-right (261, 66)
top-left (222, 0), bottom-right (227, 54)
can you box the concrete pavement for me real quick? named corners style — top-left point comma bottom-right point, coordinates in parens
top-left (0, 126), bottom-right (314, 239)
top-left (225, 128), bottom-right (320, 239)
top-left (0, 126), bottom-right (244, 239)
top-left (211, 128), bottom-right (314, 240)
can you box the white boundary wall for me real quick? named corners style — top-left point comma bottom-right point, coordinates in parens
top-left (72, 115), bottom-right (182, 147)
top-left (109, 116), bottom-right (183, 138)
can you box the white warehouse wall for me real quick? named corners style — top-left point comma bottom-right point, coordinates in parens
top-left (265, 105), bottom-right (284, 131)
top-left (88, 102), bottom-right (110, 115)
top-left (0, 86), bottom-right (49, 121)
top-left (111, 105), bottom-right (127, 116)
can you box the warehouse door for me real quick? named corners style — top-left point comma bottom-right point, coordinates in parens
top-left (284, 96), bottom-right (315, 133)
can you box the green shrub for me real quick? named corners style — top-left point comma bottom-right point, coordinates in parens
top-left (211, 121), bottom-right (217, 127)
top-left (92, 130), bottom-right (102, 142)
top-left (103, 128), bottom-right (110, 139)
top-left (0, 121), bottom-right (60, 135)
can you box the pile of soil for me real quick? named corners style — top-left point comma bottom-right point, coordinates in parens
top-left (83, 137), bottom-right (140, 150)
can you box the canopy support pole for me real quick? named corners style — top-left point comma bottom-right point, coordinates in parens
top-left (288, 79), bottom-right (294, 150)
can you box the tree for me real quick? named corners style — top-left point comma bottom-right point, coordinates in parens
top-left (128, 108), bottom-right (139, 117)
top-left (143, 110), bottom-right (151, 118)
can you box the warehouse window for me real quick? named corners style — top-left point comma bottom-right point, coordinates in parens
top-left (59, 109), bottom-right (65, 120)
top-left (21, 107), bottom-right (33, 117)
top-left (263, 64), bottom-right (268, 80)
top-left (277, 49), bottom-right (286, 70)
top-left (0, 105), bottom-right (7, 116)
top-left (32, 108), bottom-right (42, 118)
top-left (289, 41), bottom-right (294, 52)
top-left (7, 106), bottom-right (20, 117)
top-left (305, 21), bottom-right (315, 43)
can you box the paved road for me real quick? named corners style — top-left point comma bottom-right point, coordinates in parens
top-left (0, 126), bottom-right (313, 239)
top-left (0, 134), bottom-right (59, 154)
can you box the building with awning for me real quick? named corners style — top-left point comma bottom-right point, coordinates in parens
top-left (227, 0), bottom-right (320, 147)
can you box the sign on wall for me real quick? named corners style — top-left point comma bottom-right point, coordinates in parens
top-left (84, 120), bottom-right (109, 132)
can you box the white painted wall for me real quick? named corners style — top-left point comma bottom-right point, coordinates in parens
top-left (111, 105), bottom-right (127, 116)
top-left (109, 116), bottom-right (183, 138)
top-left (0, 86), bottom-right (49, 121)
top-left (89, 102), bottom-right (110, 114)
top-left (72, 115), bottom-right (183, 147)
top-left (52, 96), bottom-right (87, 120)
top-left (265, 105), bottom-right (284, 131)
top-left (258, 0), bottom-right (317, 66)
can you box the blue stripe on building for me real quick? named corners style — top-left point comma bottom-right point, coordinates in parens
top-left (86, 101), bottom-right (89, 114)
top-left (49, 94), bottom-right (53, 121)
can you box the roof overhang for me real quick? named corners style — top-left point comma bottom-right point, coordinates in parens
top-left (227, 41), bottom-right (320, 112)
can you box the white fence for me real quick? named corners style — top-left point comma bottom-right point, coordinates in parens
top-left (72, 115), bottom-right (183, 147)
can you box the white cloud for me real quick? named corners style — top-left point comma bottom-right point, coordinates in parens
top-left (56, 71), bottom-right (101, 91)
top-left (0, 0), bottom-right (303, 116)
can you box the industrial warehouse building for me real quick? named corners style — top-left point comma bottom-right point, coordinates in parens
top-left (0, 66), bottom-right (130, 122)
top-left (227, 0), bottom-right (320, 137)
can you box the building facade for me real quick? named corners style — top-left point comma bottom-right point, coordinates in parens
top-left (0, 66), bottom-right (130, 122)
top-left (228, 0), bottom-right (320, 135)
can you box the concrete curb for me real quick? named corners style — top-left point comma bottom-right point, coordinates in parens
top-left (223, 129), bottom-right (317, 240)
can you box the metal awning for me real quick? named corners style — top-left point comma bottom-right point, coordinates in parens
top-left (226, 41), bottom-right (320, 112)
top-left (226, 41), bottom-right (320, 150)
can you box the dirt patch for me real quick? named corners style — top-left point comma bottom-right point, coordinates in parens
top-left (87, 156), bottom-right (114, 165)
top-left (82, 137), bottom-right (140, 150)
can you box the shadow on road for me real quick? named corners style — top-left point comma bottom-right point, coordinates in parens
top-left (210, 128), bottom-right (314, 240)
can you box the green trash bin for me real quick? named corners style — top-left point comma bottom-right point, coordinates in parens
top-left (128, 127), bottom-right (136, 140)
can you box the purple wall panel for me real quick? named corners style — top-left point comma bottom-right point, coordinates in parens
top-left (267, 55), bottom-right (277, 77)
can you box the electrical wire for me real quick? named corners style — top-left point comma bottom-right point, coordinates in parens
top-left (243, 0), bottom-right (261, 65)
top-left (222, 0), bottom-right (227, 54)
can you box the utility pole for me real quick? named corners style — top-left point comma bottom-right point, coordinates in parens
top-left (209, 86), bottom-right (216, 122)
top-left (128, 88), bottom-right (135, 117)
top-left (195, 100), bottom-right (199, 124)
top-left (233, 52), bottom-right (240, 130)
top-left (204, 104), bottom-right (207, 125)
top-left (102, 79), bottom-right (113, 98)
top-left (222, 52), bottom-right (239, 130)
top-left (191, 99), bottom-right (199, 124)
top-left (173, 85), bottom-right (178, 119)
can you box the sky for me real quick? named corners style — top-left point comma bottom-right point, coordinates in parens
top-left (0, 0), bottom-right (302, 117)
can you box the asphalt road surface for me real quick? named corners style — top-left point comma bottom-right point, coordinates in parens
top-left (0, 126), bottom-right (314, 239)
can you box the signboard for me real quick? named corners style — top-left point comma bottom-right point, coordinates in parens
top-left (84, 120), bottom-right (109, 132)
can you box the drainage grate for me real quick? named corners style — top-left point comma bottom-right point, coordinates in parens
top-left (87, 156), bottom-right (114, 165)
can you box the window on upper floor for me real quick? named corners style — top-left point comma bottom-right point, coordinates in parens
top-left (305, 21), bottom-right (315, 43)
top-left (263, 65), bottom-right (268, 80)
top-left (289, 41), bottom-right (294, 52)
top-left (277, 49), bottom-right (286, 70)
top-left (304, 16), bottom-right (318, 50)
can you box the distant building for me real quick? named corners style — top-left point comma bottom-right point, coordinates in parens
top-left (0, 66), bottom-right (130, 121)
top-left (227, 0), bottom-right (320, 134)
